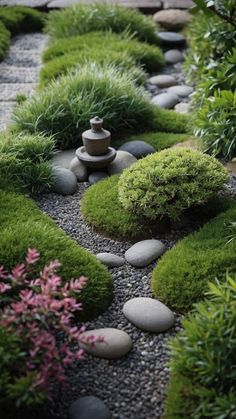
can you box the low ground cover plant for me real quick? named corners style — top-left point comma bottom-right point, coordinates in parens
top-left (0, 21), bottom-right (10, 62)
top-left (165, 275), bottom-right (236, 418)
top-left (112, 132), bottom-right (189, 150)
top-left (0, 6), bottom-right (45, 34)
top-left (118, 148), bottom-right (228, 220)
top-left (46, 3), bottom-right (158, 44)
top-left (0, 188), bottom-right (112, 319)
top-left (152, 202), bottom-right (236, 311)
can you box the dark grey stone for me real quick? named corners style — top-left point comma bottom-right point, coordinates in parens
top-left (96, 252), bottom-right (125, 267)
top-left (164, 49), bottom-right (184, 64)
top-left (52, 167), bottom-right (77, 195)
top-left (88, 171), bottom-right (109, 185)
top-left (68, 396), bottom-right (111, 419)
top-left (118, 141), bottom-right (155, 159)
top-left (156, 31), bottom-right (186, 47)
top-left (167, 85), bottom-right (194, 97)
top-left (125, 239), bottom-right (165, 267)
top-left (107, 151), bottom-right (137, 175)
top-left (152, 92), bottom-right (179, 109)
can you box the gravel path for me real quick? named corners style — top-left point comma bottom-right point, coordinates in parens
top-left (0, 33), bottom-right (48, 130)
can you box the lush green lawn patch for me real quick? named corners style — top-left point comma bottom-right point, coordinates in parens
top-left (45, 3), bottom-right (159, 44)
top-left (112, 132), bottom-right (189, 150)
top-left (151, 202), bottom-right (236, 312)
top-left (165, 276), bottom-right (236, 418)
top-left (0, 188), bottom-right (112, 320)
top-left (0, 6), bottom-right (45, 34)
top-left (0, 132), bottom-right (54, 193)
top-left (42, 32), bottom-right (164, 73)
top-left (0, 21), bottom-right (10, 62)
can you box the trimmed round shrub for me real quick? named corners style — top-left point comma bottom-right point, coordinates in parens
top-left (0, 21), bottom-right (10, 62)
top-left (118, 148), bottom-right (229, 221)
top-left (0, 6), bottom-right (45, 34)
top-left (165, 276), bottom-right (236, 418)
top-left (12, 63), bottom-right (157, 149)
top-left (151, 202), bottom-right (236, 312)
top-left (45, 3), bottom-right (158, 44)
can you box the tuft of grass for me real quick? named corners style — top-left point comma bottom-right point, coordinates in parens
top-left (0, 21), bottom-right (10, 62)
top-left (151, 202), bottom-right (236, 312)
top-left (45, 3), bottom-right (159, 44)
top-left (112, 131), bottom-right (190, 150)
top-left (42, 32), bottom-right (164, 73)
top-left (0, 189), bottom-right (113, 320)
top-left (0, 6), bottom-right (45, 34)
top-left (0, 132), bottom-right (55, 193)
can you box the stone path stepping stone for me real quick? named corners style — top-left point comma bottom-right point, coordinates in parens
top-left (153, 9), bottom-right (191, 31)
top-left (148, 74), bottom-right (176, 87)
top-left (80, 328), bottom-right (132, 359)
top-left (125, 239), bottom-right (165, 267)
top-left (164, 49), bottom-right (184, 64)
top-left (51, 149), bottom-right (76, 169)
top-left (69, 157), bottom-right (88, 181)
top-left (88, 171), bottom-right (109, 184)
top-left (175, 101), bottom-right (190, 114)
top-left (108, 150), bottom-right (137, 175)
top-left (152, 92), bottom-right (179, 109)
top-left (118, 140), bottom-right (155, 159)
top-left (123, 297), bottom-right (174, 332)
top-left (52, 167), bottom-right (77, 195)
top-left (68, 396), bottom-right (111, 419)
top-left (167, 85), bottom-right (194, 97)
top-left (96, 252), bottom-right (125, 267)
top-left (157, 31), bottom-right (186, 47)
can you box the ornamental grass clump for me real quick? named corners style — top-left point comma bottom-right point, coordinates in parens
top-left (46, 3), bottom-right (158, 44)
top-left (0, 249), bottom-right (102, 407)
top-left (0, 22), bottom-right (10, 62)
top-left (118, 148), bottom-right (229, 221)
top-left (165, 275), bottom-right (236, 418)
top-left (0, 6), bottom-right (45, 34)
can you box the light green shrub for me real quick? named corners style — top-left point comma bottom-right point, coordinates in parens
top-left (45, 3), bottom-right (158, 44)
top-left (0, 21), bottom-right (10, 62)
top-left (165, 275), bottom-right (236, 418)
top-left (118, 148), bottom-right (229, 220)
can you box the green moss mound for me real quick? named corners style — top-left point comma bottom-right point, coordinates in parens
top-left (0, 6), bottom-right (45, 34)
top-left (165, 276), bottom-right (236, 418)
top-left (46, 3), bottom-right (158, 44)
top-left (118, 148), bottom-right (228, 220)
top-left (112, 131), bottom-right (189, 150)
top-left (0, 189), bottom-right (112, 320)
top-left (0, 21), bottom-right (10, 62)
top-left (151, 202), bottom-right (236, 312)
top-left (42, 32), bottom-right (164, 72)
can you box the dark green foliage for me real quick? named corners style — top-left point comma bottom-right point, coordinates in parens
top-left (151, 202), bottom-right (236, 312)
top-left (42, 32), bottom-right (164, 72)
top-left (118, 148), bottom-right (228, 220)
top-left (0, 189), bottom-right (112, 320)
top-left (0, 21), bottom-right (10, 62)
top-left (165, 275), bottom-right (236, 418)
top-left (195, 90), bottom-right (236, 159)
top-left (0, 6), bottom-right (45, 34)
top-left (0, 132), bottom-right (55, 193)
top-left (45, 3), bottom-right (159, 44)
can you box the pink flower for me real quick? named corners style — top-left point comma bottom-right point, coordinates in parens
top-left (26, 248), bottom-right (40, 265)
top-left (0, 282), bottom-right (11, 293)
top-left (0, 266), bottom-right (8, 279)
top-left (11, 263), bottom-right (26, 281)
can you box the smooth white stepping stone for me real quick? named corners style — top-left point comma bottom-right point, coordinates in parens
top-left (96, 253), bottom-right (125, 268)
top-left (125, 239), bottom-right (165, 267)
top-left (123, 297), bottom-right (174, 332)
top-left (80, 328), bottom-right (132, 359)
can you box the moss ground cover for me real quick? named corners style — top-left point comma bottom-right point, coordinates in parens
top-left (165, 276), bottom-right (236, 418)
top-left (151, 202), bottom-right (236, 312)
top-left (45, 3), bottom-right (159, 44)
top-left (0, 188), bottom-right (112, 320)
top-left (112, 132), bottom-right (189, 150)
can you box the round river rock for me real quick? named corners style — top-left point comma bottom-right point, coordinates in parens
top-left (108, 150), bottom-right (137, 175)
top-left (52, 167), bottom-right (77, 195)
top-left (51, 149), bottom-right (76, 169)
top-left (88, 171), bottom-right (109, 184)
top-left (80, 328), bottom-right (132, 359)
top-left (148, 74), bottom-right (176, 88)
top-left (68, 396), bottom-right (111, 419)
top-left (157, 31), bottom-right (186, 47)
top-left (153, 9), bottom-right (191, 31)
top-left (164, 49), bottom-right (184, 64)
top-left (152, 92), bottom-right (179, 109)
top-left (123, 297), bottom-right (174, 332)
top-left (118, 140), bottom-right (155, 159)
top-left (69, 157), bottom-right (88, 182)
top-left (167, 85), bottom-right (194, 97)
top-left (96, 252), bottom-right (125, 268)
top-left (125, 239), bottom-right (165, 267)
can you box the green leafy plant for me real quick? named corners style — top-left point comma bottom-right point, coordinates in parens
top-left (118, 148), bottom-right (228, 220)
top-left (165, 274), bottom-right (236, 418)
top-left (0, 22), bottom-right (10, 62)
top-left (0, 6), bottom-right (45, 34)
top-left (151, 201), bottom-right (236, 311)
top-left (45, 3), bottom-right (159, 44)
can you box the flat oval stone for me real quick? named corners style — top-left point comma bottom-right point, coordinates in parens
top-left (52, 167), bottom-right (77, 195)
top-left (69, 157), bottom-right (88, 182)
top-left (118, 140), bottom-right (155, 159)
top-left (152, 92), bottom-right (179, 109)
top-left (153, 9), bottom-right (191, 31)
top-left (148, 74), bottom-right (176, 88)
top-left (157, 31), bottom-right (186, 47)
top-left (123, 297), bottom-right (174, 332)
top-left (51, 149), bottom-right (76, 169)
top-left (88, 171), bottom-right (109, 185)
top-left (108, 150), bottom-right (137, 175)
top-left (80, 328), bottom-right (132, 359)
top-left (125, 239), bottom-right (165, 267)
top-left (175, 102), bottom-right (190, 114)
top-left (167, 85), bottom-right (194, 97)
top-left (96, 252), bottom-right (125, 268)
top-left (68, 396), bottom-right (111, 419)
top-left (164, 49), bottom-right (184, 64)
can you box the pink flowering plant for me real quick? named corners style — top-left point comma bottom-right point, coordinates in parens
top-left (0, 249), bottom-right (103, 407)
